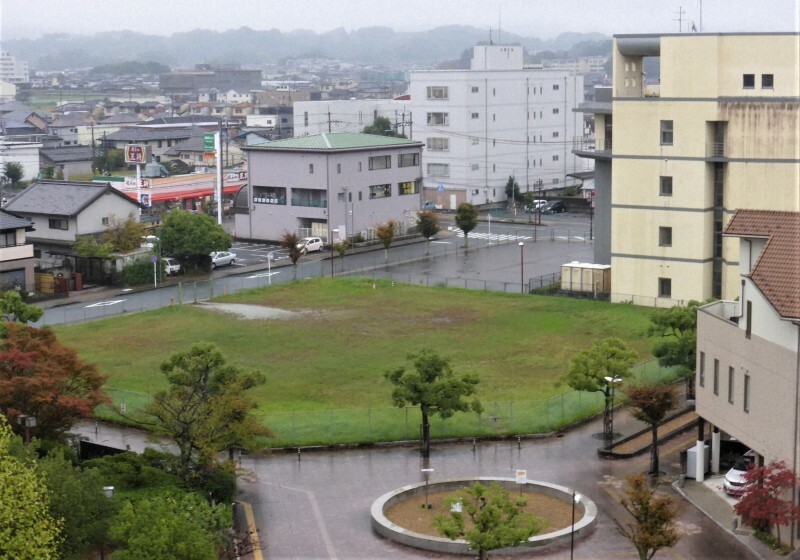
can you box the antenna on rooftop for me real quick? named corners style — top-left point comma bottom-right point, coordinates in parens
top-left (699, 0), bottom-right (703, 32)
top-left (674, 6), bottom-right (686, 32)
top-left (498, 6), bottom-right (502, 45)
top-left (489, 27), bottom-right (493, 46)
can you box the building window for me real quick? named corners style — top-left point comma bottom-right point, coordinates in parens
top-left (368, 155), bottom-right (391, 170)
top-left (746, 300), bottom-right (752, 338)
top-left (553, 84), bottom-right (560, 90)
top-left (471, 86), bottom-right (479, 93)
top-left (101, 217), bottom-right (109, 226)
top-left (761, 74), bottom-right (774, 89)
top-left (368, 184), bottom-right (391, 199)
top-left (471, 112), bottom-right (479, 119)
top-left (49, 218), bottom-right (68, 230)
top-left (427, 163), bottom-right (450, 177)
top-left (492, 164), bottom-right (496, 172)
top-left (309, 164), bottom-right (314, 174)
top-left (492, 88), bottom-right (496, 96)
top-left (0, 232), bottom-right (16, 247)
top-left (427, 112), bottom-right (449, 126)
top-left (337, 163), bottom-right (341, 174)
top-left (660, 120), bottom-right (673, 145)
top-left (398, 153), bottom-right (419, 167)
top-left (426, 86), bottom-right (449, 100)
top-left (659, 226), bottom-right (672, 247)
top-left (658, 277), bottom-right (672, 298)
top-left (552, 132), bottom-right (559, 138)
top-left (492, 114), bottom-right (496, 122)
top-left (743, 374), bottom-right (750, 413)
top-left (699, 352), bottom-right (705, 387)
top-left (427, 137), bottom-right (450, 151)
top-left (659, 176), bottom-right (673, 196)
top-left (398, 181), bottom-right (419, 195)
top-left (742, 74), bottom-right (755, 89)
top-left (471, 137), bottom-right (479, 145)
top-left (552, 178), bottom-right (559, 185)
top-left (304, 111), bottom-right (309, 126)
top-left (471, 163), bottom-right (479, 171)
top-left (553, 108), bottom-right (559, 114)
top-left (728, 367), bottom-right (734, 404)
top-left (552, 155), bottom-right (559, 161)
top-left (713, 359), bottom-right (719, 395)
top-left (358, 161), bottom-right (362, 171)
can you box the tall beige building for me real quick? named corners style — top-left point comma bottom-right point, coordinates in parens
top-left (575, 33), bottom-right (800, 306)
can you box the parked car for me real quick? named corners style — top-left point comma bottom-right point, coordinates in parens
top-left (524, 200), bottom-right (547, 213)
top-left (723, 450), bottom-right (756, 497)
top-left (296, 237), bottom-right (324, 254)
top-left (162, 257), bottom-right (181, 276)
top-left (541, 201), bottom-right (567, 214)
top-left (421, 200), bottom-right (437, 210)
top-left (141, 235), bottom-right (159, 249)
top-left (210, 251), bottom-right (237, 269)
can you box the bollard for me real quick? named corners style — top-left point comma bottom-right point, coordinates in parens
top-left (517, 436), bottom-right (521, 450)
top-left (297, 448), bottom-right (301, 462)
top-left (94, 421), bottom-right (98, 438)
top-left (472, 438), bottom-right (476, 452)
top-left (170, 297), bottom-right (174, 306)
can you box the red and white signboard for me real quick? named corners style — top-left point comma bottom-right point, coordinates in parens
top-left (124, 177), bottom-right (151, 189)
top-left (124, 144), bottom-right (149, 164)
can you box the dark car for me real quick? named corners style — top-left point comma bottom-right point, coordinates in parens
top-left (541, 201), bottom-right (567, 214)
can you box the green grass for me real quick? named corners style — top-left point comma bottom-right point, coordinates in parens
top-left (55, 277), bottom-right (674, 446)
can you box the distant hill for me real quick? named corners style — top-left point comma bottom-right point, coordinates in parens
top-left (5, 26), bottom-right (609, 71)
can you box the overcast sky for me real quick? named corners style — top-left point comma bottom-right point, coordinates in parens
top-left (1, 0), bottom-right (798, 41)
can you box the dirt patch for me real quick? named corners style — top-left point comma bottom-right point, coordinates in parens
top-left (198, 303), bottom-right (302, 320)
top-left (384, 489), bottom-right (576, 538)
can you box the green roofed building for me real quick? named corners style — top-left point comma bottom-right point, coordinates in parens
top-left (235, 133), bottom-right (424, 243)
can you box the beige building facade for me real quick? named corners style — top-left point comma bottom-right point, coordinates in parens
top-left (575, 33), bottom-right (800, 306)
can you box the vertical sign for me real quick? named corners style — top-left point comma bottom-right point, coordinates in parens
top-left (204, 133), bottom-right (215, 152)
top-left (124, 144), bottom-right (147, 164)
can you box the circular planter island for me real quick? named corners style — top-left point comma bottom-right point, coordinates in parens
top-left (371, 476), bottom-right (597, 555)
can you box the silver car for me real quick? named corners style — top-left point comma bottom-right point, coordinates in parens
top-left (210, 251), bottom-right (237, 269)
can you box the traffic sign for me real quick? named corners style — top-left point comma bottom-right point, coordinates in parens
top-left (437, 183), bottom-right (445, 192)
top-left (204, 133), bottom-right (216, 151)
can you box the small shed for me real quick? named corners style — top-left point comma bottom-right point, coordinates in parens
top-left (561, 262), bottom-right (611, 294)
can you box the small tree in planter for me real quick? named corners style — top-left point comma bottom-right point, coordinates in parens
top-left (619, 474), bottom-right (679, 560)
top-left (435, 482), bottom-right (543, 560)
top-left (734, 461), bottom-right (800, 547)
top-left (333, 240), bottom-right (349, 271)
top-left (375, 220), bottom-right (397, 264)
top-left (280, 231), bottom-right (302, 279)
top-left (625, 383), bottom-right (678, 476)
top-left (416, 211), bottom-right (440, 256)
top-left (454, 203), bottom-right (478, 248)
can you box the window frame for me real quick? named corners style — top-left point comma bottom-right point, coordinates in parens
top-left (713, 359), bottom-right (719, 396)
top-left (743, 374), bottom-right (750, 413)
top-left (397, 153), bottom-right (419, 168)
top-left (426, 86), bottom-right (449, 100)
top-left (658, 277), bottom-right (672, 298)
top-left (426, 163), bottom-right (450, 177)
top-left (659, 226), bottom-right (673, 247)
top-left (660, 120), bottom-right (674, 146)
top-left (426, 137), bottom-right (449, 151)
top-left (659, 176), bottom-right (673, 196)
top-left (761, 74), bottom-right (774, 89)
top-left (426, 112), bottom-right (449, 126)
top-left (368, 155), bottom-right (391, 171)
top-left (699, 351), bottom-right (705, 387)
top-left (728, 366), bottom-right (735, 404)
top-left (48, 218), bottom-right (68, 230)
top-left (398, 180), bottom-right (419, 196)
top-left (742, 74), bottom-right (755, 89)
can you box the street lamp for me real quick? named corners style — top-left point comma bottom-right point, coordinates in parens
top-left (518, 242), bottom-right (525, 294)
top-left (267, 252), bottom-right (273, 285)
top-left (570, 491), bottom-right (581, 560)
top-left (603, 376), bottom-right (622, 450)
top-left (421, 467), bottom-right (434, 509)
top-left (16, 414), bottom-right (37, 444)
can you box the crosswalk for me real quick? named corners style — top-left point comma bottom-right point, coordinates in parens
top-left (451, 229), bottom-right (532, 243)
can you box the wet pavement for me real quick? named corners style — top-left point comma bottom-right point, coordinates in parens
top-left (74, 404), bottom-right (770, 560)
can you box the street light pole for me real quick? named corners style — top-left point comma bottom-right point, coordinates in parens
top-left (518, 242), bottom-right (525, 294)
top-left (570, 491), bottom-right (581, 560)
top-left (603, 376), bottom-right (622, 450)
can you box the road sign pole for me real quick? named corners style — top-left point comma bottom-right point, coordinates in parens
top-left (216, 130), bottom-right (223, 225)
top-left (136, 163), bottom-right (142, 215)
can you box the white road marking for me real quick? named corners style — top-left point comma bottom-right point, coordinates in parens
top-left (85, 300), bottom-right (126, 308)
top-left (247, 271), bottom-right (281, 279)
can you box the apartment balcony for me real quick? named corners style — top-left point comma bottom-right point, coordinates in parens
top-left (572, 136), bottom-right (612, 161)
top-left (699, 300), bottom-right (740, 325)
top-left (643, 84), bottom-right (660, 97)
top-left (0, 243), bottom-right (34, 262)
top-left (291, 198), bottom-right (328, 208)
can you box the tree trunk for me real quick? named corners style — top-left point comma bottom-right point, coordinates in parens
top-left (479, 549), bottom-right (488, 560)
top-left (650, 423), bottom-right (659, 475)
top-left (421, 411), bottom-right (431, 458)
top-left (425, 239), bottom-right (430, 256)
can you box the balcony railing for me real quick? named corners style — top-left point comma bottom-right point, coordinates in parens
top-left (291, 199), bottom-right (328, 208)
top-left (700, 300), bottom-right (740, 324)
top-left (707, 143), bottom-right (727, 158)
top-left (572, 137), bottom-right (612, 154)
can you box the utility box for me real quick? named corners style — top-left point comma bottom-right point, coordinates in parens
top-left (560, 262), bottom-right (612, 293)
top-left (685, 444), bottom-right (710, 479)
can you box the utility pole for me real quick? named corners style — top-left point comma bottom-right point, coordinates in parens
top-left (674, 6), bottom-right (686, 32)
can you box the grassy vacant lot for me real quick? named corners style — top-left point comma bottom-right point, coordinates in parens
top-left (56, 277), bottom-right (661, 414)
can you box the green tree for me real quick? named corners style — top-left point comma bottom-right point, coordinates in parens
top-left (454, 203), bottom-right (479, 248)
top-left (504, 175), bottom-right (520, 206)
top-left (618, 474), bottom-right (679, 560)
top-left (74, 235), bottom-right (115, 259)
top-left (2, 161), bottom-right (24, 186)
top-left (363, 116), bottom-right (402, 137)
top-left (435, 482), bottom-right (543, 560)
top-left (649, 301), bottom-right (700, 399)
top-left (559, 337), bottom-right (637, 446)
top-left (416, 211), bottom-right (440, 255)
top-left (280, 231), bottom-right (302, 279)
top-left (109, 492), bottom-right (230, 560)
top-left (39, 450), bottom-right (117, 560)
top-left (160, 210), bottom-right (231, 271)
top-left (385, 349), bottom-right (482, 458)
top-left (375, 220), bottom-right (397, 264)
top-left (734, 461), bottom-right (800, 543)
top-left (0, 290), bottom-right (43, 323)
top-left (625, 384), bottom-right (678, 475)
top-left (143, 343), bottom-right (269, 477)
top-left (101, 214), bottom-right (149, 253)
top-left (333, 239), bottom-right (349, 271)
top-left (0, 414), bottom-right (63, 558)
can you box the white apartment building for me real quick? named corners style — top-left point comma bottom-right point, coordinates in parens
top-left (293, 99), bottom-right (412, 137)
top-left (410, 45), bottom-right (585, 209)
top-left (574, 33), bottom-right (800, 306)
top-left (0, 51), bottom-right (29, 84)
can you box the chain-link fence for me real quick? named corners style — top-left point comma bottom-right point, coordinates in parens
top-left (99, 359), bottom-right (681, 448)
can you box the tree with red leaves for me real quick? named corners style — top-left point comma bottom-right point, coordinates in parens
top-left (734, 461), bottom-right (800, 545)
top-left (0, 324), bottom-right (108, 441)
